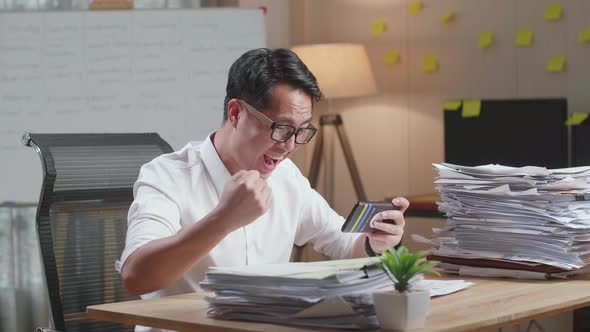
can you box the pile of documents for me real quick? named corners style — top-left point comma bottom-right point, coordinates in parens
top-left (201, 257), bottom-right (473, 329)
top-left (430, 163), bottom-right (590, 279)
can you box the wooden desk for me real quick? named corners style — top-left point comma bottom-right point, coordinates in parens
top-left (88, 274), bottom-right (590, 332)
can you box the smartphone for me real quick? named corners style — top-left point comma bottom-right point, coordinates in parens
top-left (341, 201), bottom-right (399, 233)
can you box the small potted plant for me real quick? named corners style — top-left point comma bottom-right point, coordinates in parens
top-left (373, 246), bottom-right (439, 331)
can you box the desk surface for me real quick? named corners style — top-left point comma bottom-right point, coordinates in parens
top-left (88, 274), bottom-right (590, 332)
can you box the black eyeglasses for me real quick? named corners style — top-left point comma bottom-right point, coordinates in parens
top-left (239, 100), bottom-right (318, 144)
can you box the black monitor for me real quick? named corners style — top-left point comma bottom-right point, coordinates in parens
top-left (572, 119), bottom-right (590, 167)
top-left (444, 98), bottom-right (568, 169)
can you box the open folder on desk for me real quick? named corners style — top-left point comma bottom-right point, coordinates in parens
top-left (201, 258), bottom-right (473, 329)
top-left (439, 263), bottom-right (590, 280)
top-left (430, 255), bottom-right (590, 279)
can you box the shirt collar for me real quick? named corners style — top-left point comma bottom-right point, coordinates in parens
top-left (200, 132), bottom-right (231, 197)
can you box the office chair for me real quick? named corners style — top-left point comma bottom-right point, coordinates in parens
top-left (24, 133), bottom-right (174, 332)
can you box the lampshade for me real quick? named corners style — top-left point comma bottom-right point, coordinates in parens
top-left (291, 43), bottom-right (377, 99)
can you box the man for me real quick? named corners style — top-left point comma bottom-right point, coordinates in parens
top-left (119, 48), bottom-right (408, 310)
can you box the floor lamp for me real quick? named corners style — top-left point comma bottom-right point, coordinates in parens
top-left (292, 44), bottom-right (378, 204)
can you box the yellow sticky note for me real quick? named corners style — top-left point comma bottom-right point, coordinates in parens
top-left (371, 19), bottom-right (387, 36)
top-left (440, 11), bottom-right (455, 24)
top-left (383, 50), bottom-right (400, 64)
top-left (565, 113), bottom-right (589, 126)
top-left (544, 3), bottom-right (563, 21)
top-left (462, 99), bottom-right (481, 118)
top-left (478, 32), bottom-right (494, 49)
top-left (578, 28), bottom-right (590, 43)
top-left (408, 0), bottom-right (422, 15)
top-left (547, 55), bottom-right (566, 72)
top-left (443, 100), bottom-right (462, 111)
top-left (515, 29), bottom-right (534, 47)
top-left (422, 55), bottom-right (438, 73)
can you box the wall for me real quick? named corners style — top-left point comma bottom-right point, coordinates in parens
top-left (240, 0), bottom-right (290, 48)
top-left (239, 0), bottom-right (308, 168)
top-left (290, 0), bottom-right (590, 216)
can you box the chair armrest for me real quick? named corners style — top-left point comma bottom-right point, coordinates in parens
top-left (36, 327), bottom-right (63, 332)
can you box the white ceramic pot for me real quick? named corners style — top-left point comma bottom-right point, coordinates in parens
top-left (372, 289), bottom-right (431, 331)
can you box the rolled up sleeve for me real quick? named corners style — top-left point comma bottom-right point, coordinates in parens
top-left (293, 177), bottom-right (361, 259)
top-left (116, 163), bottom-right (182, 272)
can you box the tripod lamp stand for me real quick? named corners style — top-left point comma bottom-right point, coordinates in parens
top-left (291, 43), bottom-right (377, 204)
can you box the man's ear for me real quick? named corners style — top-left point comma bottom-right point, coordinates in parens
top-left (226, 99), bottom-right (242, 129)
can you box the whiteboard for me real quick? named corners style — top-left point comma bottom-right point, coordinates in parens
top-left (0, 9), bottom-right (265, 203)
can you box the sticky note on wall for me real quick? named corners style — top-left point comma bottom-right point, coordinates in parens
top-left (383, 50), bottom-right (400, 64)
top-left (544, 3), bottom-right (563, 21)
top-left (515, 29), bottom-right (534, 47)
top-left (440, 11), bottom-right (455, 24)
top-left (478, 32), bottom-right (494, 49)
top-left (565, 113), bottom-right (589, 126)
top-left (462, 99), bottom-right (481, 118)
top-left (443, 100), bottom-right (462, 111)
top-left (408, 0), bottom-right (422, 15)
top-left (547, 56), bottom-right (566, 72)
top-left (371, 19), bottom-right (387, 36)
top-left (422, 55), bottom-right (438, 73)
top-left (578, 28), bottom-right (590, 43)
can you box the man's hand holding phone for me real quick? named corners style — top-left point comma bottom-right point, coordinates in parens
top-left (342, 197), bottom-right (409, 254)
top-left (367, 197), bottom-right (408, 254)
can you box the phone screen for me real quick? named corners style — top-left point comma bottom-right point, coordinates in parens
top-left (341, 201), bottom-right (398, 233)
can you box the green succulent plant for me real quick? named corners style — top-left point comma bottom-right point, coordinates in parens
top-left (378, 245), bottom-right (439, 293)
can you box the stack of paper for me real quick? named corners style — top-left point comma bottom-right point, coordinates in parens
top-left (202, 258), bottom-right (386, 329)
top-left (201, 257), bottom-right (473, 329)
top-left (431, 163), bottom-right (590, 278)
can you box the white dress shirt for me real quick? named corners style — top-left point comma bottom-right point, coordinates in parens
top-left (117, 133), bottom-right (360, 332)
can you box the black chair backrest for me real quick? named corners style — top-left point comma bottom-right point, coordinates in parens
top-left (24, 133), bottom-right (174, 332)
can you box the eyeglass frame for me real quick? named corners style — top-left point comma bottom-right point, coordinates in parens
top-left (238, 99), bottom-right (318, 144)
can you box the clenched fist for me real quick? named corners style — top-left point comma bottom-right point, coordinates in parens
top-left (215, 170), bottom-right (272, 230)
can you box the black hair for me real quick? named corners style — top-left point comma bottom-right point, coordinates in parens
top-left (223, 48), bottom-right (323, 120)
